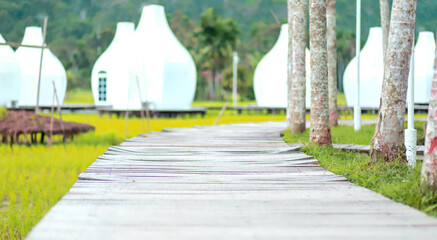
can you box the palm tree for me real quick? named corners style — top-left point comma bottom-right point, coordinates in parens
top-left (380, 0), bottom-right (390, 64)
top-left (288, 0), bottom-right (308, 133)
top-left (309, 0), bottom-right (332, 146)
top-left (422, 43), bottom-right (437, 190)
top-left (370, 0), bottom-right (417, 162)
top-left (327, 0), bottom-right (339, 126)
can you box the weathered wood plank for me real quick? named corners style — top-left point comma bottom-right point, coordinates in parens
top-left (26, 121), bottom-right (437, 240)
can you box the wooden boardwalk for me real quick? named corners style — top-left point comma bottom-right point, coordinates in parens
top-left (27, 122), bottom-right (437, 239)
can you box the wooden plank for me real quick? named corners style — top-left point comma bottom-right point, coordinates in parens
top-left (26, 121), bottom-right (437, 240)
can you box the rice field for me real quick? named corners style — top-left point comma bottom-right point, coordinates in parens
top-left (0, 109), bottom-right (286, 240)
top-left (0, 145), bottom-right (107, 239)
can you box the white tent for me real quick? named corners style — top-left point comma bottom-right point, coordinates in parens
top-left (0, 33), bottom-right (21, 107)
top-left (408, 31), bottom-right (436, 104)
top-left (253, 24), bottom-right (311, 108)
top-left (91, 22), bottom-right (142, 110)
top-left (343, 27), bottom-right (384, 108)
top-left (132, 5), bottom-right (197, 110)
top-left (15, 26), bottom-right (67, 107)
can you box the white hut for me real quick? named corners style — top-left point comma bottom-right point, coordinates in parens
top-left (91, 22), bottom-right (142, 110)
top-left (0, 34), bottom-right (21, 107)
top-left (15, 27), bottom-right (67, 107)
top-left (408, 31), bottom-right (436, 104)
top-left (253, 24), bottom-right (311, 108)
top-left (132, 5), bottom-right (197, 110)
top-left (343, 27), bottom-right (384, 108)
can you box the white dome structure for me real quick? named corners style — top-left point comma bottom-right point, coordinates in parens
top-left (0, 33), bottom-right (21, 107)
top-left (15, 27), bottom-right (67, 107)
top-left (343, 27), bottom-right (384, 108)
top-left (408, 31), bottom-right (436, 104)
top-left (132, 5), bottom-right (197, 110)
top-left (91, 22), bottom-right (141, 110)
top-left (253, 24), bottom-right (311, 108)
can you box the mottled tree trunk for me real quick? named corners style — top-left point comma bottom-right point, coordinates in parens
top-left (287, 0), bottom-right (293, 127)
top-left (289, 0), bottom-right (308, 133)
top-left (422, 44), bottom-right (437, 190)
top-left (309, 0), bottom-right (332, 146)
top-left (370, 0), bottom-right (417, 162)
top-left (327, 0), bottom-right (339, 126)
top-left (380, 0), bottom-right (390, 64)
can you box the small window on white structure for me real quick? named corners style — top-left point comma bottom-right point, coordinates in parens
top-left (98, 71), bottom-right (107, 101)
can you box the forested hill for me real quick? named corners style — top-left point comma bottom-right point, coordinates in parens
top-left (0, 0), bottom-right (436, 95)
top-left (2, 1), bottom-right (435, 43)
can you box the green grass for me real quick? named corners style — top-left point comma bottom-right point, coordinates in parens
top-left (286, 120), bottom-right (427, 145)
top-left (192, 101), bottom-right (257, 108)
top-left (283, 123), bottom-right (437, 217)
top-left (63, 89), bottom-right (94, 104)
top-left (337, 92), bottom-right (347, 106)
top-left (0, 145), bottom-right (107, 239)
top-left (0, 107), bottom-right (6, 119)
top-left (1, 111), bottom-right (286, 239)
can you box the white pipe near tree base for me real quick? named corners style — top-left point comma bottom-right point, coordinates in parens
top-left (233, 52), bottom-right (238, 115)
top-left (354, 0), bottom-right (361, 131)
top-left (405, 33), bottom-right (417, 167)
top-left (405, 130), bottom-right (417, 166)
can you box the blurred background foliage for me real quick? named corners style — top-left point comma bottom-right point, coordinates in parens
top-left (0, 0), bottom-right (436, 101)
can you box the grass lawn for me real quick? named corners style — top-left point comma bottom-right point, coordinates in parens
top-left (0, 110), bottom-right (286, 240)
top-left (283, 122), bottom-right (437, 218)
top-left (63, 89), bottom-right (94, 104)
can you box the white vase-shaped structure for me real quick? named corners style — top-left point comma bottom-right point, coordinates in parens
top-left (15, 27), bottom-right (67, 107)
top-left (343, 27), bottom-right (384, 108)
top-left (0, 33), bottom-right (21, 107)
top-left (253, 24), bottom-right (311, 108)
top-left (92, 22), bottom-right (141, 110)
top-left (132, 5), bottom-right (197, 110)
top-left (408, 31), bottom-right (436, 104)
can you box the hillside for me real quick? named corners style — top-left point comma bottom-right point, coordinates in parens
top-left (0, 0), bottom-right (435, 97)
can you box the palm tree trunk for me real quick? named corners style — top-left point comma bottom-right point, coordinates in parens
top-left (309, 0), bottom-right (332, 146)
top-left (287, 0), bottom-right (293, 127)
top-left (289, 0), bottom-right (308, 133)
top-left (327, 0), bottom-right (339, 126)
top-left (380, 0), bottom-right (390, 64)
top-left (370, 0), bottom-right (417, 162)
top-left (422, 43), bottom-right (437, 190)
